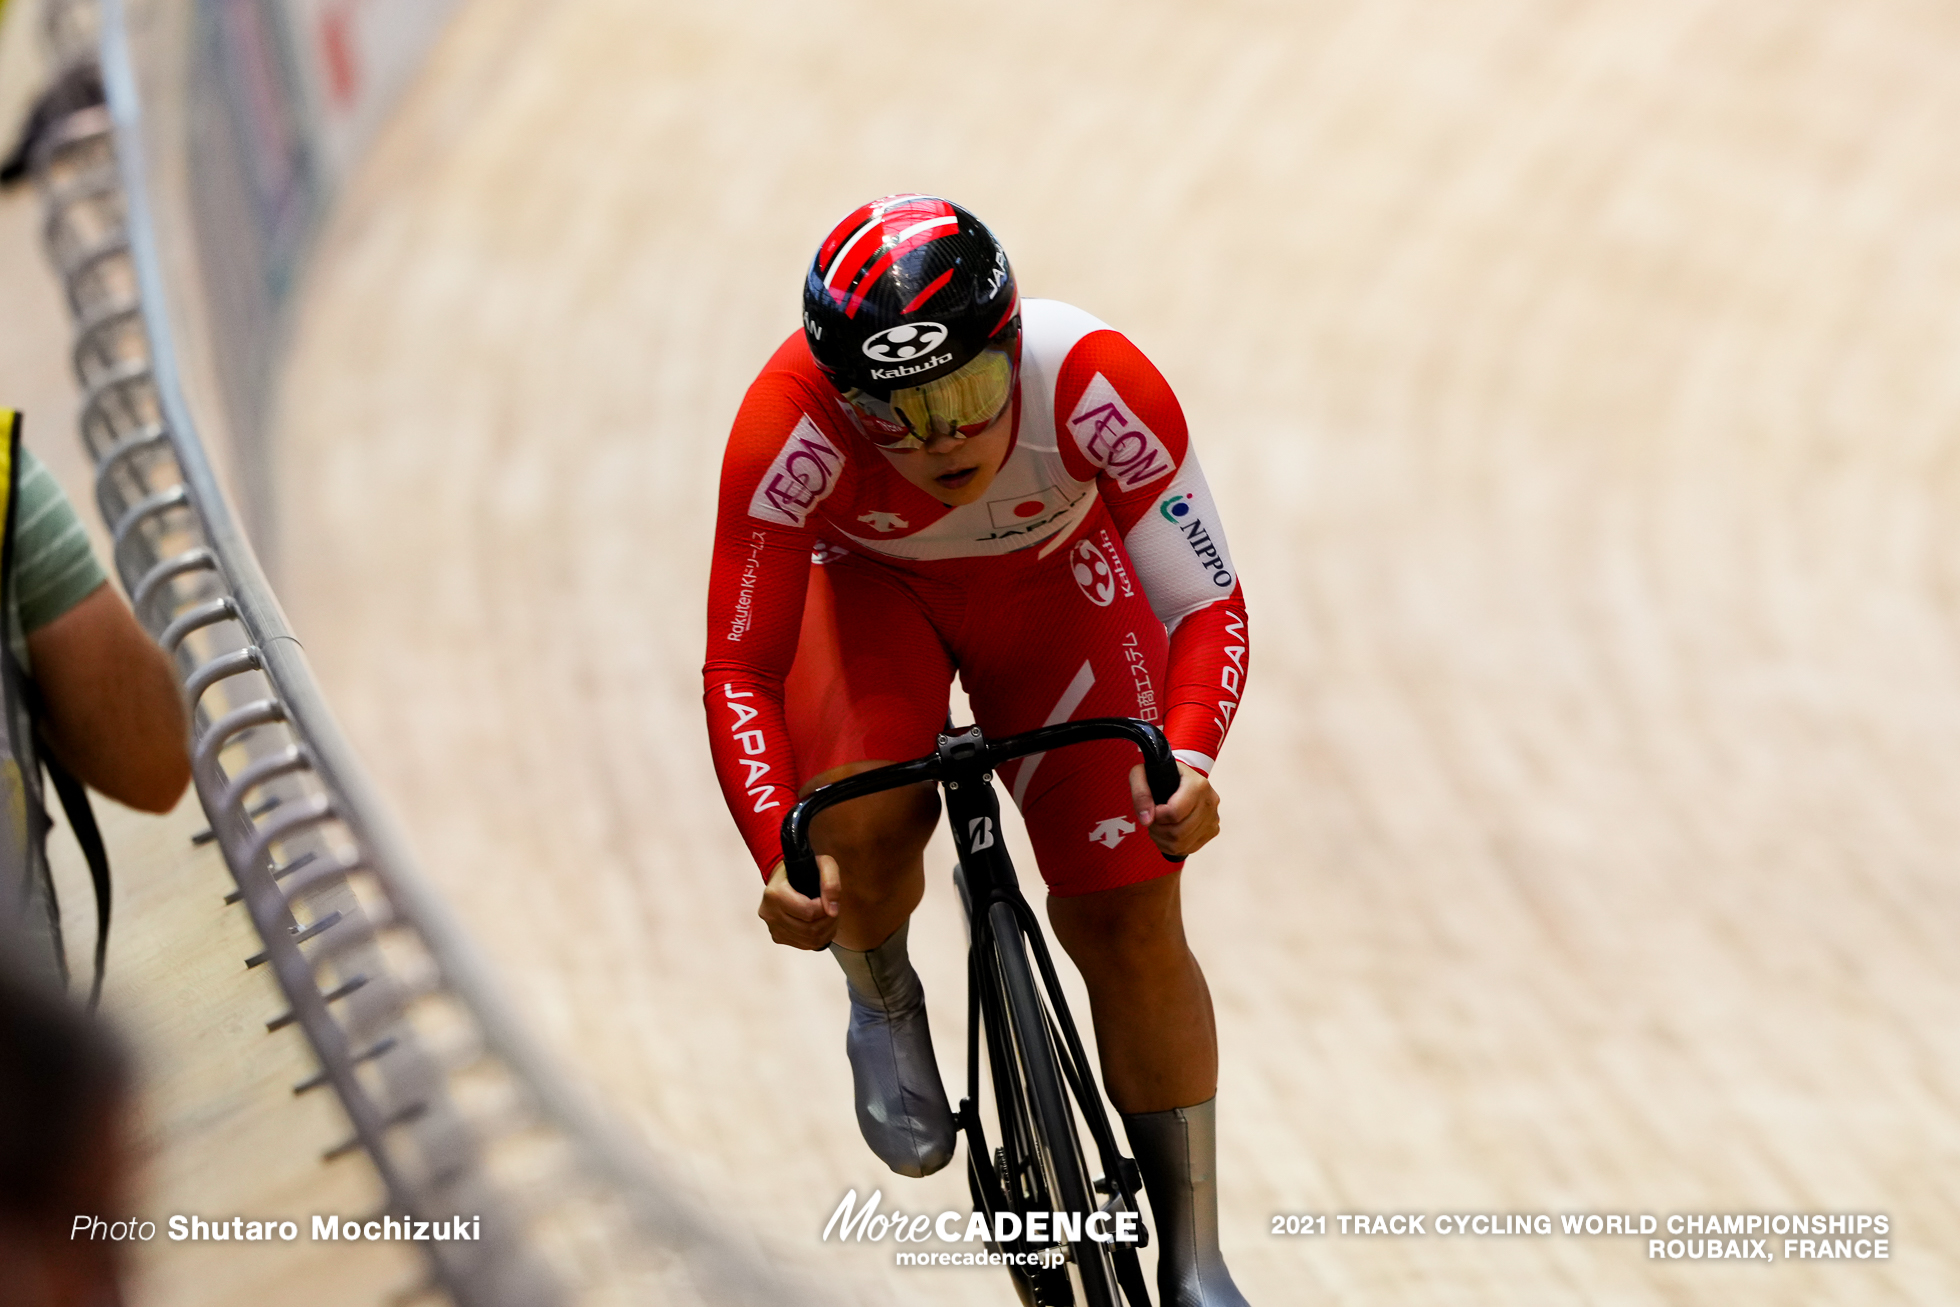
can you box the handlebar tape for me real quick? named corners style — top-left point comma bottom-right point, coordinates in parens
top-left (785, 849), bottom-right (822, 900)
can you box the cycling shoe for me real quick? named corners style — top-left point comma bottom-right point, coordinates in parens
top-left (1124, 1097), bottom-right (1253, 1306)
top-left (832, 921), bottom-right (955, 1177)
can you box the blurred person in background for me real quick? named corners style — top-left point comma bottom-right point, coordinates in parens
top-left (0, 57), bottom-right (102, 188)
top-left (1, 409), bottom-right (189, 992)
top-left (0, 0), bottom-right (107, 190)
top-left (0, 949), bottom-right (135, 1307)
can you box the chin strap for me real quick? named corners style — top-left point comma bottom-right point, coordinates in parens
top-left (1122, 1097), bottom-right (1252, 1307)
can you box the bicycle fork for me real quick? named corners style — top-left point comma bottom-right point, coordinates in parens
top-left (940, 736), bottom-right (1154, 1305)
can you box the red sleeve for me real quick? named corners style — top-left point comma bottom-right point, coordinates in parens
top-left (1159, 598), bottom-right (1247, 774)
top-left (1053, 329), bottom-right (1248, 773)
top-left (703, 362), bottom-right (847, 876)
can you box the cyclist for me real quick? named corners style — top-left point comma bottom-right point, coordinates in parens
top-left (704, 195), bottom-right (1251, 1306)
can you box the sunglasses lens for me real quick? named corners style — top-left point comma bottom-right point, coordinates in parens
top-left (844, 348), bottom-right (1014, 448)
top-left (839, 394), bottom-right (916, 447)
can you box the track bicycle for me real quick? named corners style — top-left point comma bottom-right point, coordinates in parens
top-left (783, 717), bottom-right (1182, 1307)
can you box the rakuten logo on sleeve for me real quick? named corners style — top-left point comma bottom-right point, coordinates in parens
top-left (748, 416), bottom-right (845, 527)
top-left (1067, 374), bottom-right (1175, 491)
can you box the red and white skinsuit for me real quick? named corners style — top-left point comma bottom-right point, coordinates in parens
top-left (704, 299), bottom-right (1248, 896)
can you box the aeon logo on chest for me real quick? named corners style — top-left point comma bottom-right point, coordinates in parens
top-left (1070, 539), bottom-right (1117, 607)
top-left (862, 322), bottom-right (949, 362)
top-left (1067, 374), bottom-right (1175, 491)
top-left (748, 417), bottom-right (844, 528)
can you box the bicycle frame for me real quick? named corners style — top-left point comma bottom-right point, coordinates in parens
top-left (783, 717), bottom-right (1181, 1306)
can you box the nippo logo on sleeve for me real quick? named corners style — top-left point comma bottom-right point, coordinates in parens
top-left (748, 416), bottom-right (845, 528)
top-left (1067, 374), bottom-right (1175, 491)
top-left (1159, 491), bottom-right (1234, 588)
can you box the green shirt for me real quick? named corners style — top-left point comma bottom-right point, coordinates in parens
top-left (8, 446), bottom-right (109, 673)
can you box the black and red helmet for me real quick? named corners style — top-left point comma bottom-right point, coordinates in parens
top-left (803, 194), bottom-right (1020, 401)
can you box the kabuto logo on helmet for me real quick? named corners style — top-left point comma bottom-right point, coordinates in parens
top-left (868, 354), bottom-right (954, 383)
top-left (862, 322), bottom-right (949, 363)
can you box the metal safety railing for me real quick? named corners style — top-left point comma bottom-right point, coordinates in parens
top-left (28, 2), bottom-right (812, 1303)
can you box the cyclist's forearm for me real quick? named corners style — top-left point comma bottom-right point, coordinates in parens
top-left (1161, 593), bottom-right (1249, 772)
top-left (703, 670), bottom-right (801, 875)
top-left (703, 454), bottom-right (818, 874)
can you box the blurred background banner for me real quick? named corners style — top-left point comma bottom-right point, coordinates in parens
top-left (278, 0), bottom-right (460, 175)
top-left (181, 0), bottom-right (457, 549)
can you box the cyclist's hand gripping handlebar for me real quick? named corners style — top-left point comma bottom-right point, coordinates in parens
top-left (1143, 754), bottom-right (1181, 808)
top-left (783, 851), bottom-right (823, 903)
top-left (779, 753), bottom-right (941, 899)
top-left (1141, 751), bottom-right (1188, 864)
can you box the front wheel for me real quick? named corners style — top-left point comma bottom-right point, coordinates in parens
top-left (990, 900), bottom-right (1126, 1307)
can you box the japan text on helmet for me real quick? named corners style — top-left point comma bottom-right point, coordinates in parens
top-left (802, 195), bottom-right (1020, 404)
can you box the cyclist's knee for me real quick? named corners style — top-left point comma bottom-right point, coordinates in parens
top-left (1047, 873), bottom-right (1188, 975)
top-left (811, 778), bottom-right (940, 884)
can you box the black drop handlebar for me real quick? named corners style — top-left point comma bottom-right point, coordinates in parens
top-left (780, 717), bottom-right (1185, 898)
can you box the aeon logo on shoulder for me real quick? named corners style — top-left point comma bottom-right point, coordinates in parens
top-left (1067, 374), bottom-right (1175, 491)
top-left (862, 322), bottom-right (949, 363)
top-left (748, 416), bottom-right (844, 528)
top-left (1070, 539), bottom-right (1117, 607)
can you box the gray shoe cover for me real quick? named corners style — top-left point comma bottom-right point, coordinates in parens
top-left (1123, 1097), bottom-right (1252, 1306)
top-left (831, 921), bottom-right (955, 1178)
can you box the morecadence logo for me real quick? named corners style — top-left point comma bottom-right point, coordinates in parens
top-left (823, 1187), bottom-right (1139, 1266)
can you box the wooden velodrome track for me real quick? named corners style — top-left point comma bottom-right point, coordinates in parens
top-left (12, 0), bottom-right (1960, 1303)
